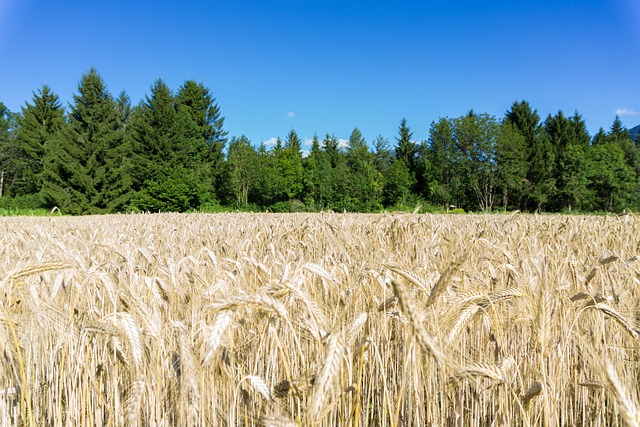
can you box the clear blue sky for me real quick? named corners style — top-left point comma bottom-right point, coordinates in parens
top-left (1, 0), bottom-right (639, 148)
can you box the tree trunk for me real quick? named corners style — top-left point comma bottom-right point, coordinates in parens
top-left (0, 170), bottom-right (4, 197)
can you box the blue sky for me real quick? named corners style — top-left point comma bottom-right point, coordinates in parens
top-left (1, 0), bottom-right (639, 148)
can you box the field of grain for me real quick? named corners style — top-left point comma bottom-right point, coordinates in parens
top-left (1, 213), bottom-right (639, 426)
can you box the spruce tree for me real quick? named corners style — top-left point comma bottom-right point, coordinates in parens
top-left (0, 103), bottom-right (18, 198)
top-left (495, 121), bottom-right (528, 210)
top-left (346, 127), bottom-right (382, 211)
top-left (373, 135), bottom-right (391, 174)
top-left (132, 79), bottom-right (211, 212)
top-left (504, 101), bottom-right (553, 211)
top-left (15, 86), bottom-right (66, 196)
top-left (303, 134), bottom-right (333, 209)
top-left (176, 80), bottom-right (227, 199)
top-left (426, 118), bottom-right (458, 207)
top-left (67, 68), bottom-right (119, 212)
top-left (102, 91), bottom-right (135, 212)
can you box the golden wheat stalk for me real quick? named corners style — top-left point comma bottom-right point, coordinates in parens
top-left (455, 362), bottom-right (505, 382)
top-left (589, 303), bottom-right (640, 340)
top-left (391, 279), bottom-right (445, 366)
top-left (426, 254), bottom-right (467, 307)
top-left (7, 261), bottom-right (72, 281)
top-left (208, 293), bottom-right (289, 319)
top-left (247, 375), bottom-right (274, 402)
top-left (311, 333), bottom-right (344, 423)
top-left (202, 310), bottom-right (233, 365)
top-left (605, 363), bottom-right (640, 427)
top-left (126, 377), bottom-right (145, 427)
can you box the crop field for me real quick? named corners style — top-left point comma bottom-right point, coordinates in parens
top-left (1, 213), bottom-right (639, 426)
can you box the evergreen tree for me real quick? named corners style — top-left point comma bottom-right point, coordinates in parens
top-left (41, 126), bottom-right (91, 214)
top-left (131, 79), bottom-right (210, 212)
top-left (0, 103), bottom-right (19, 198)
top-left (495, 121), bottom-right (528, 210)
top-left (543, 111), bottom-right (591, 211)
top-left (426, 117), bottom-right (459, 207)
top-left (40, 72), bottom-right (123, 213)
top-left (505, 101), bottom-right (555, 211)
top-left (592, 128), bottom-right (608, 146)
top-left (589, 142), bottom-right (635, 211)
top-left (607, 116), bottom-right (639, 178)
top-left (285, 128), bottom-right (302, 153)
top-left (303, 134), bottom-right (333, 209)
top-left (176, 80), bottom-right (227, 199)
top-left (346, 127), bottom-right (382, 211)
top-left (373, 135), bottom-right (391, 174)
top-left (102, 91), bottom-right (136, 212)
top-left (323, 133), bottom-right (341, 168)
top-left (67, 68), bottom-right (119, 212)
top-left (266, 130), bottom-right (304, 206)
top-left (603, 117), bottom-right (639, 207)
top-left (15, 86), bottom-right (66, 196)
top-left (395, 118), bottom-right (415, 164)
top-left (383, 158), bottom-right (414, 206)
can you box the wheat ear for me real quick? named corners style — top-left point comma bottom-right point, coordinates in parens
top-left (311, 333), bottom-right (344, 423)
top-left (426, 254), bottom-right (467, 307)
top-left (605, 363), bottom-right (639, 427)
top-left (391, 279), bottom-right (444, 366)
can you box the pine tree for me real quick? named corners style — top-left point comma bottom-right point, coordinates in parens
top-left (426, 117), bottom-right (459, 207)
top-left (383, 158), bottom-right (414, 207)
top-left (40, 68), bottom-right (124, 214)
top-left (102, 91), bottom-right (135, 212)
top-left (504, 101), bottom-right (553, 211)
top-left (589, 142), bottom-right (635, 211)
top-left (67, 68), bottom-right (119, 212)
top-left (276, 129), bottom-right (304, 203)
top-left (0, 103), bottom-right (18, 198)
top-left (496, 121), bottom-right (528, 210)
top-left (303, 134), bottom-right (333, 209)
top-left (323, 133), bottom-right (341, 168)
top-left (542, 111), bottom-right (591, 211)
top-left (346, 127), bottom-right (382, 211)
top-left (131, 79), bottom-right (211, 212)
top-left (41, 126), bottom-right (91, 214)
top-left (15, 86), bottom-right (66, 196)
top-left (373, 135), bottom-right (391, 174)
top-left (176, 80), bottom-right (227, 199)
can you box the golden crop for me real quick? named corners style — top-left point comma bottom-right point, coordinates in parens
top-left (0, 213), bottom-right (639, 426)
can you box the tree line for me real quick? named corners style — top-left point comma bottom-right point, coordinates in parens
top-left (0, 69), bottom-right (638, 214)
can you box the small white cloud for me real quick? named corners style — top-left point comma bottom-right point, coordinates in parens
top-left (262, 137), bottom-right (278, 147)
top-left (615, 108), bottom-right (640, 116)
top-left (337, 139), bottom-right (350, 149)
top-left (286, 112), bottom-right (295, 118)
top-left (303, 137), bottom-right (314, 147)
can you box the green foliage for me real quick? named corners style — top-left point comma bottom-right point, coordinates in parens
top-left (384, 158), bottom-right (414, 206)
top-left (4, 70), bottom-right (640, 215)
top-left (452, 111), bottom-right (499, 212)
top-left (227, 135), bottom-right (258, 207)
top-left (303, 134), bottom-right (334, 209)
top-left (130, 165), bottom-right (212, 212)
top-left (496, 121), bottom-right (528, 210)
top-left (13, 86), bottom-right (66, 196)
top-left (345, 127), bottom-right (383, 211)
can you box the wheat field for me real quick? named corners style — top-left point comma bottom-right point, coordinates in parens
top-left (0, 212), bottom-right (639, 426)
